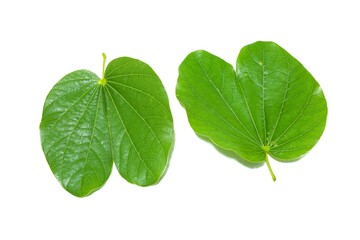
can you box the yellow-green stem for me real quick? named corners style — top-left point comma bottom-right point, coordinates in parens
top-left (98, 53), bottom-right (107, 85)
top-left (265, 153), bottom-right (276, 181)
top-left (101, 53), bottom-right (106, 79)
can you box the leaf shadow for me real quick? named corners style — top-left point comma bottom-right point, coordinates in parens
top-left (196, 134), bottom-right (264, 169)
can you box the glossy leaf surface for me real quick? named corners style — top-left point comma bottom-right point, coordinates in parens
top-left (176, 41), bottom-right (327, 180)
top-left (104, 57), bottom-right (174, 186)
top-left (40, 55), bottom-right (174, 196)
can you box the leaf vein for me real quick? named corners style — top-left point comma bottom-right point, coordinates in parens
top-left (106, 73), bottom-right (157, 80)
top-left (104, 86), bottom-right (157, 180)
top-left (237, 58), bottom-right (264, 146)
top-left (41, 83), bottom-right (96, 142)
top-left (59, 86), bottom-right (100, 187)
top-left (194, 56), bottom-right (261, 146)
top-left (183, 78), bottom-right (260, 147)
top-left (106, 84), bottom-right (166, 158)
top-left (271, 120), bottom-right (324, 149)
top-left (271, 79), bottom-right (316, 145)
top-left (267, 48), bottom-right (291, 145)
top-left (106, 80), bottom-right (169, 113)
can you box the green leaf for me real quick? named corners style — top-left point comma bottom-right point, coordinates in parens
top-left (176, 41), bottom-right (327, 181)
top-left (104, 57), bottom-right (174, 186)
top-left (40, 54), bottom-right (174, 197)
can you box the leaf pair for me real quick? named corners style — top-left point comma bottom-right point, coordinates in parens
top-left (40, 54), bottom-right (174, 197)
top-left (40, 41), bottom-right (327, 197)
top-left (176, 41), bottom-right (327, 180)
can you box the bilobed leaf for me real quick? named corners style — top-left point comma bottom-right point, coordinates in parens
top-left (176, 41), bottom-right (327, 180)
top-left (40, 54), bottom-right (174, 197)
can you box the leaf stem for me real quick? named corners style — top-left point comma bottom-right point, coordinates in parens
top-left (265, 153), bottom-right (276, 182)
top-left (102, 53), bottom-right (107, 79)
top-left (98, 53), bottom-right (107, 85)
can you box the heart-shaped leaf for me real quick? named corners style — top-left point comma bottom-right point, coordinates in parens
top-left (176, 41), bottom-right (327, 180)
top-left (40, 54), bottom-right (174, 197)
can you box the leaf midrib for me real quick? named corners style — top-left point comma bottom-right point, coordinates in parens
top-left (236, 58), bottom-right (264, 147)
top-left (80, 86), bottom-right (106, 192)
top-left (266, 48), bottom-right (291, 146)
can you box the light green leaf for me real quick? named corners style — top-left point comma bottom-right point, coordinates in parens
top-left (40, 54), bottom-right (174, 197)
top-left (176, 41), bottom-right (327, 181)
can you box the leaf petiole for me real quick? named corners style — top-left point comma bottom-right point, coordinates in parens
top-left (98, 53), bottom-right (107, 85)
top-left (102, 53), bottom-right (107, 79)
top-left (265, 153), bottom-right (276, 182)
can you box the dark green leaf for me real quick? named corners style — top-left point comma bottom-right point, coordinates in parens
top-left (40, 54), bottom-right (174, 197)
top-left (176, 41), bottom-right (327, 180)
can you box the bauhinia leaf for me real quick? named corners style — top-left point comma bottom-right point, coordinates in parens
top-left (176, 41), bottom-right (327, 181)
top-left (40, 54), bottom-right (174, 197)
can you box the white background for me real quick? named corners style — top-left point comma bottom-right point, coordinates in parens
top-left (1, 0), bottom-right (359, 239)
